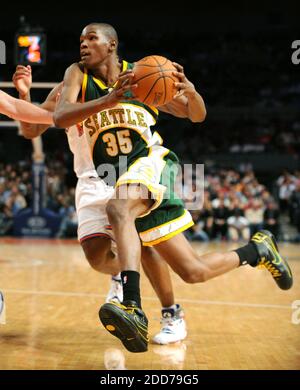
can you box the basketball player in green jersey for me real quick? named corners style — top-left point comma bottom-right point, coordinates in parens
top-left (54, 23), bottom-right (293, 353)
top-left (12, 63), bottom-right (187, 345)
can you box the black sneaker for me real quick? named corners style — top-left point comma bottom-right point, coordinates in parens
top-left (250, 230), bottom-right (293, 290)
top-left (99, 300), bottom-right (149, 353)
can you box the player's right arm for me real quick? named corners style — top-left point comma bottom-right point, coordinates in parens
top-left (13, 65), bottom-right (62, 139)
top-left (54, 63), bottom-right (136, 128)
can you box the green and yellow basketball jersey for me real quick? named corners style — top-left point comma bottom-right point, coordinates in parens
top-left (80, 60), bottom-right (166, 175)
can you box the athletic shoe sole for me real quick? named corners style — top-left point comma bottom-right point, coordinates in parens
top-left (99, 303), bottom-right (148, 353)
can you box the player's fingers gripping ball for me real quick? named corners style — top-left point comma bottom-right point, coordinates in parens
top-left (131, 55), bottom-right (179, 106)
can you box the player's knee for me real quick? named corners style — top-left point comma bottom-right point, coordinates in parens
top-left (106, 200), bottom-right (130, 225)
top-left (84, 250), bottom-right (103, 270)
top-left (85, 253), bottom-right (102, 271)
top-left (81, 238), bottom-right (109, 271)
top-left (179, 271), bottom-right (197, 284)
top-left (179, 267), bottom-right (207, 283)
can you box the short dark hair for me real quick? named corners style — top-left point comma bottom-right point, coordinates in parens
top-left (87, 23), bottom-right (118, 47)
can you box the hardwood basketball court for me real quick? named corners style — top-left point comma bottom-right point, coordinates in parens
top-left (0, 238), bottom-right (299, 370)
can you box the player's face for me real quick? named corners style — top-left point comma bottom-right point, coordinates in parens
top-left (80, 27), bottom-right (110, 68)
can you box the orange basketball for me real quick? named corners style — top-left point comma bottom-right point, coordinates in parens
top-left (132, 55), bottom-right (178, 107)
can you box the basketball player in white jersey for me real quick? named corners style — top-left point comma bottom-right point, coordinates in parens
top-left (0, 86), bottom-right (55, 325)
top-left (12, 64), bottom-right (187, 345)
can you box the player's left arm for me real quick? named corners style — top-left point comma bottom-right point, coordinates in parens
top-left (158, 62), bottom-right (206, 123)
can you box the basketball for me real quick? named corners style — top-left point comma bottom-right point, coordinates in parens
top-left (132, 55), bottom-right (178, 107)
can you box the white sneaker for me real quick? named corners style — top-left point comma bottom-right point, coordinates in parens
top-left (152, 304), bottom-right (187, 345)
top-left (105, 277), bottom-right (123, 303)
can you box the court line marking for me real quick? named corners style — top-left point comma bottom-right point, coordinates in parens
top-left (1, 288), bottom-right (292, 310)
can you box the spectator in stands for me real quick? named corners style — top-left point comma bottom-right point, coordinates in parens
top-left (0, 203), bottom-right (13, 236)
top-left (244, 198), bottom-right (264, 236)
top-left (5, 185), bottom-right (27, 215)
top-left (263, 201), bottom-right (280, 238)
top-left (56, 205), bottom-right (78, 238)
top-left (277, 171), bottom-right (297, 212)
top-left (187, 195), bottom-right (214, 242)
top-left (290, 183), bottom-right (300, 241)
top-left (227, 199), bottom-right (250, 242)
top-left (212, 198), bottom-right (230, 240)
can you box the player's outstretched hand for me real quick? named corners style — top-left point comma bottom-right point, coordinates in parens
top-left (12, 65), bottom-right (32, 97)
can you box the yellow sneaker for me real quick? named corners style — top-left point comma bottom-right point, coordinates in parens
top-left (250, 230), bottom-right (293, 290)
top-left (99, 300), bottom-right (148, 353)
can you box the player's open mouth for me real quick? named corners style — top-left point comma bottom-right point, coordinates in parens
top-left (81, 52), bottom-right (90, 59)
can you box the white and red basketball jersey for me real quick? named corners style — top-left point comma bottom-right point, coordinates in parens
top-left (66, 124), bottom-right (97, 178)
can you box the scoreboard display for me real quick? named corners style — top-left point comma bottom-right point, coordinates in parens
top-left (15, 33), bottom-right (46, 65)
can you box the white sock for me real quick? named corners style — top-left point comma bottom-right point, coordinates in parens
top-left (162, 304), bottom-right (177, 312)
top-left (112, 273), bottom-right (121, 282)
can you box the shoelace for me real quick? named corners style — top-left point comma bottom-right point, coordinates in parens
top-left (125, 306), bottom-right (148, 332)
top-left (160, 315), bottom-right (177, 333)
top-left (110, 302), bottom-right (147, 328)
top-left (125, 307), bottom-right (136, 315)
top-left (123, 304), bottom-right (142, 317)
top-left (258, 258), bottom-right (282, 278)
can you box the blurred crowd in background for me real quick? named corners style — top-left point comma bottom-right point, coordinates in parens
top-left (0, 160), bottom-right (299, 242)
